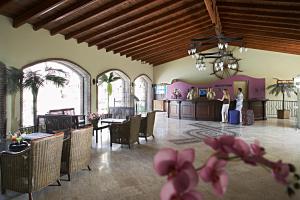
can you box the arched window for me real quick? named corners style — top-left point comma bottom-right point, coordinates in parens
top-left (97, 70), bottom-right (130, 114)
top-left (134, 75), bottom-right (152, 114)
top-left (22, 60), bottom-right (90, 126)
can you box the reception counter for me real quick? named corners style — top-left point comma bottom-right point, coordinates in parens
top-left (165, 99), bottom-right (267, 121)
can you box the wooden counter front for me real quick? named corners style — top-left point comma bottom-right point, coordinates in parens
top-left (166, 99), bottom-right (267, 121)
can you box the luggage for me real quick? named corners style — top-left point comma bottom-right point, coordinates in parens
top-left (242, 109), bottom-right (254, 125)
top-left (228, 110), bottom-right (240, 124)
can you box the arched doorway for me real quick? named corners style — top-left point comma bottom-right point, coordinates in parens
top-left (134, 75), bottom-right (152, 114)
top-left (22, 59), bottom-right (90, 126)
top-left (97, 70), bottom-right (131, 114)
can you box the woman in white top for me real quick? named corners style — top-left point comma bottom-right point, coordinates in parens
top-left (235, 88), bottom-right (244, 122)
top-left (218, 89), bottom-right (230, 123)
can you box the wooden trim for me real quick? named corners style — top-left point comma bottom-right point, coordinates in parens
top-left (204, 0), bottom-right (222, 34)
top-left (33, 0), bottom-right (95, 31)
top-left (50, 0), bottom-right (125, 35)
top-left (13, 0), bottom-right (65, 28)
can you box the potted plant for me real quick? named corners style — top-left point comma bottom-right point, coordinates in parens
top-left (6, 66), bottom-right (68, 126)
top-left (267, 79), bottom-right (296, 119)
top-left (97, 72), bottom-right (120, 113)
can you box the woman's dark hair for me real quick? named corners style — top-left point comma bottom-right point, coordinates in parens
top-left (238, 88), bottom-right (242, 92)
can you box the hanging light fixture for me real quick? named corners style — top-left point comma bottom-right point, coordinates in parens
top-left (188, 34), bottom-right (246, 72)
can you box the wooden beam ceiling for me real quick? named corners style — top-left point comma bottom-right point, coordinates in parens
top-left (1, 0), bottom-right (299, 66)
top-left (50, 0), bottom-right (126, 35)
top-left (13, 0), bottom-right (66, 28)
top-left (33, 0), bottom-right (95, 31)
top-left (90, 2), bottom-right (205, 48)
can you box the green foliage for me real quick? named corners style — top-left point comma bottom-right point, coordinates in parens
top-left (6, 66), bottom-right (23, 94)
top-left (98, 72), bottom-right (121, 96)
top-left (267, 83), bottom-right (296, 98)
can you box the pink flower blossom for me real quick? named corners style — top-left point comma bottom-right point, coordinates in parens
top-left (204, 135), bottom-right (235, 157)
top-left (154, 148), bottom-right (202, 200)
top-left (272, 160), bottom-right (290, 185)
top-left (250, 140), bottom-right (265, 157)
top-left (199, 156), bottom-right (228, 197)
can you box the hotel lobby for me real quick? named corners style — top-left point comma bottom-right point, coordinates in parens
top-left (0, 0), bottom-right (300, 200)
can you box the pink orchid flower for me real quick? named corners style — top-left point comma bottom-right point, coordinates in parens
top-left (199, 156), bottom-right (228, 197)
top-left (204, 135), bottom-right (236, 158)
top-left (272, 160), bottom-right (290, 185)
top-left (154, 148), bottom-right (202, 200)
top-left (250, 140), bottom-right (265, 157)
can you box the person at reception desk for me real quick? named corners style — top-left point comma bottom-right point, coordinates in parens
top-left (218, 89), bottom-right (230, 123)
top-left (235, 88), bottom-right (244, 122)
top-left (187, 87), bottom-right (197, 100)
top-left (206, 88), bottom-right (216, 100)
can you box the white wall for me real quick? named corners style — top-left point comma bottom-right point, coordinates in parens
top-left (0, 15), bottom-right (153, 131)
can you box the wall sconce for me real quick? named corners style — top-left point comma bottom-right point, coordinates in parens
top-left (92, 78), bottom-right (96, 85)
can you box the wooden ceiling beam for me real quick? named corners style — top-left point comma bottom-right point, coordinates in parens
top-left (128, 33), bottom-right (213, 59)
top-left (111, 22), bottom-right (212, 54)
top-left (106, 19), bottom-right (211, 54)
top-left (33, 0), bottom-right (95, 31)
top-left (147, 44), bottom-right (215, 63)
top-left (220, 13), bottom-right (300, 27)
top-left (76, 0), bottom-right (191, 43)
top-left (218, 7), bottom-right (300, 19)
top-left (118, 28), bottom-right (214, 57)
top-left (68, 0), bottom-right (161, 40)
top-left (131, 37), bottom-right (200, 60)
top-left (222, 18), bottom-right (300, 32)
top-left (134, 43), bottom-right (190, 61)
top-left (217, 1), bottom-right (300, 13)
top-left (204, 0), bottom-right (222, 35)
top-left (223, 25), bottom-right (300, 40)
top-left (50, 0), bottom-right (125, 35)
top-left (91, 4), bottom-right (206, 48)
top-left (148, 52), bottom-right (188, 65)
top-left (13, 0), bottom-right (65, 28)
top-left (0, 0), bottom-right (11, 10)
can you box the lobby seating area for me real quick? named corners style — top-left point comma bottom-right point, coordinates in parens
top-left (1, 0), bottom-right (300, 200)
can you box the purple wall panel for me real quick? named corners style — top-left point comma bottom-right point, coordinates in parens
top-left (166, 75), bottom-right (265, 100)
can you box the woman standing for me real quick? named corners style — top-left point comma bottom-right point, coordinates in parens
top-left (218, 89), bottom-right (230, 123)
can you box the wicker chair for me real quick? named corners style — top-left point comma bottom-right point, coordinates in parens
top-left (0, 133), bottom-right (64, 200)
top-left (110, 115), bottom-right (141, 148)
top-left (60, 126), bottom-right (93, 181)
top-left (139, 111), bottom-right (156, 142)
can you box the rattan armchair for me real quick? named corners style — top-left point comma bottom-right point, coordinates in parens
top-left (139, 111), bottom-right (156, 141)
top-left (60, 126), bottom-right (93, 181)
top-left (110, 115), bottom-right (141, 148)
top-left (0, 133), bottom-right (64, 200)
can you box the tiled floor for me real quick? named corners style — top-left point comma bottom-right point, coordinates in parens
top-left (2, 112), bottom-right (300, 200)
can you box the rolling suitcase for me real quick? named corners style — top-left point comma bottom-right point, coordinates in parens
top-left (228, 110), bottom-right (240, 124)
top-left (242, 109), bottom-right (254, 125)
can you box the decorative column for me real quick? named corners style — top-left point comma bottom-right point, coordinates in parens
top-left (0, 62), bottom-right (7, 138)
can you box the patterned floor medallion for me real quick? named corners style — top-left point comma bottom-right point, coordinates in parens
top-left (169, 121), bottom-right (243, 145)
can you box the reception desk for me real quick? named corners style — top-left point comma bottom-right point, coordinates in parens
top-left (166, 99), bottom-right (267, 121)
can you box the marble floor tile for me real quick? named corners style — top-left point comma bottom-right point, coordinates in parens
top-left (1, 112), bottom-right (300, 200)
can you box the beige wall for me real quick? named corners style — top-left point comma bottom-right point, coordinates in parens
top-left (0, 16), bottom-right (153, 131)
top-left (154, 47), bottom-right (300, 100)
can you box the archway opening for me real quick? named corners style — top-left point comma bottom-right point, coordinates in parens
top-left (22, 60), bottom-right (90, 126)
top-left (97, 70), bottom-right (130, 114)
top-left (134, 75), bottom-right (152, 114)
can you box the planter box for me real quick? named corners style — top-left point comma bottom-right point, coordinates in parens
top-left (277, 110), bottom-right (290, 119)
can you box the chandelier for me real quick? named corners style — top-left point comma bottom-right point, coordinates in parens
top-left (188, 34), bottom-right (247, 74)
